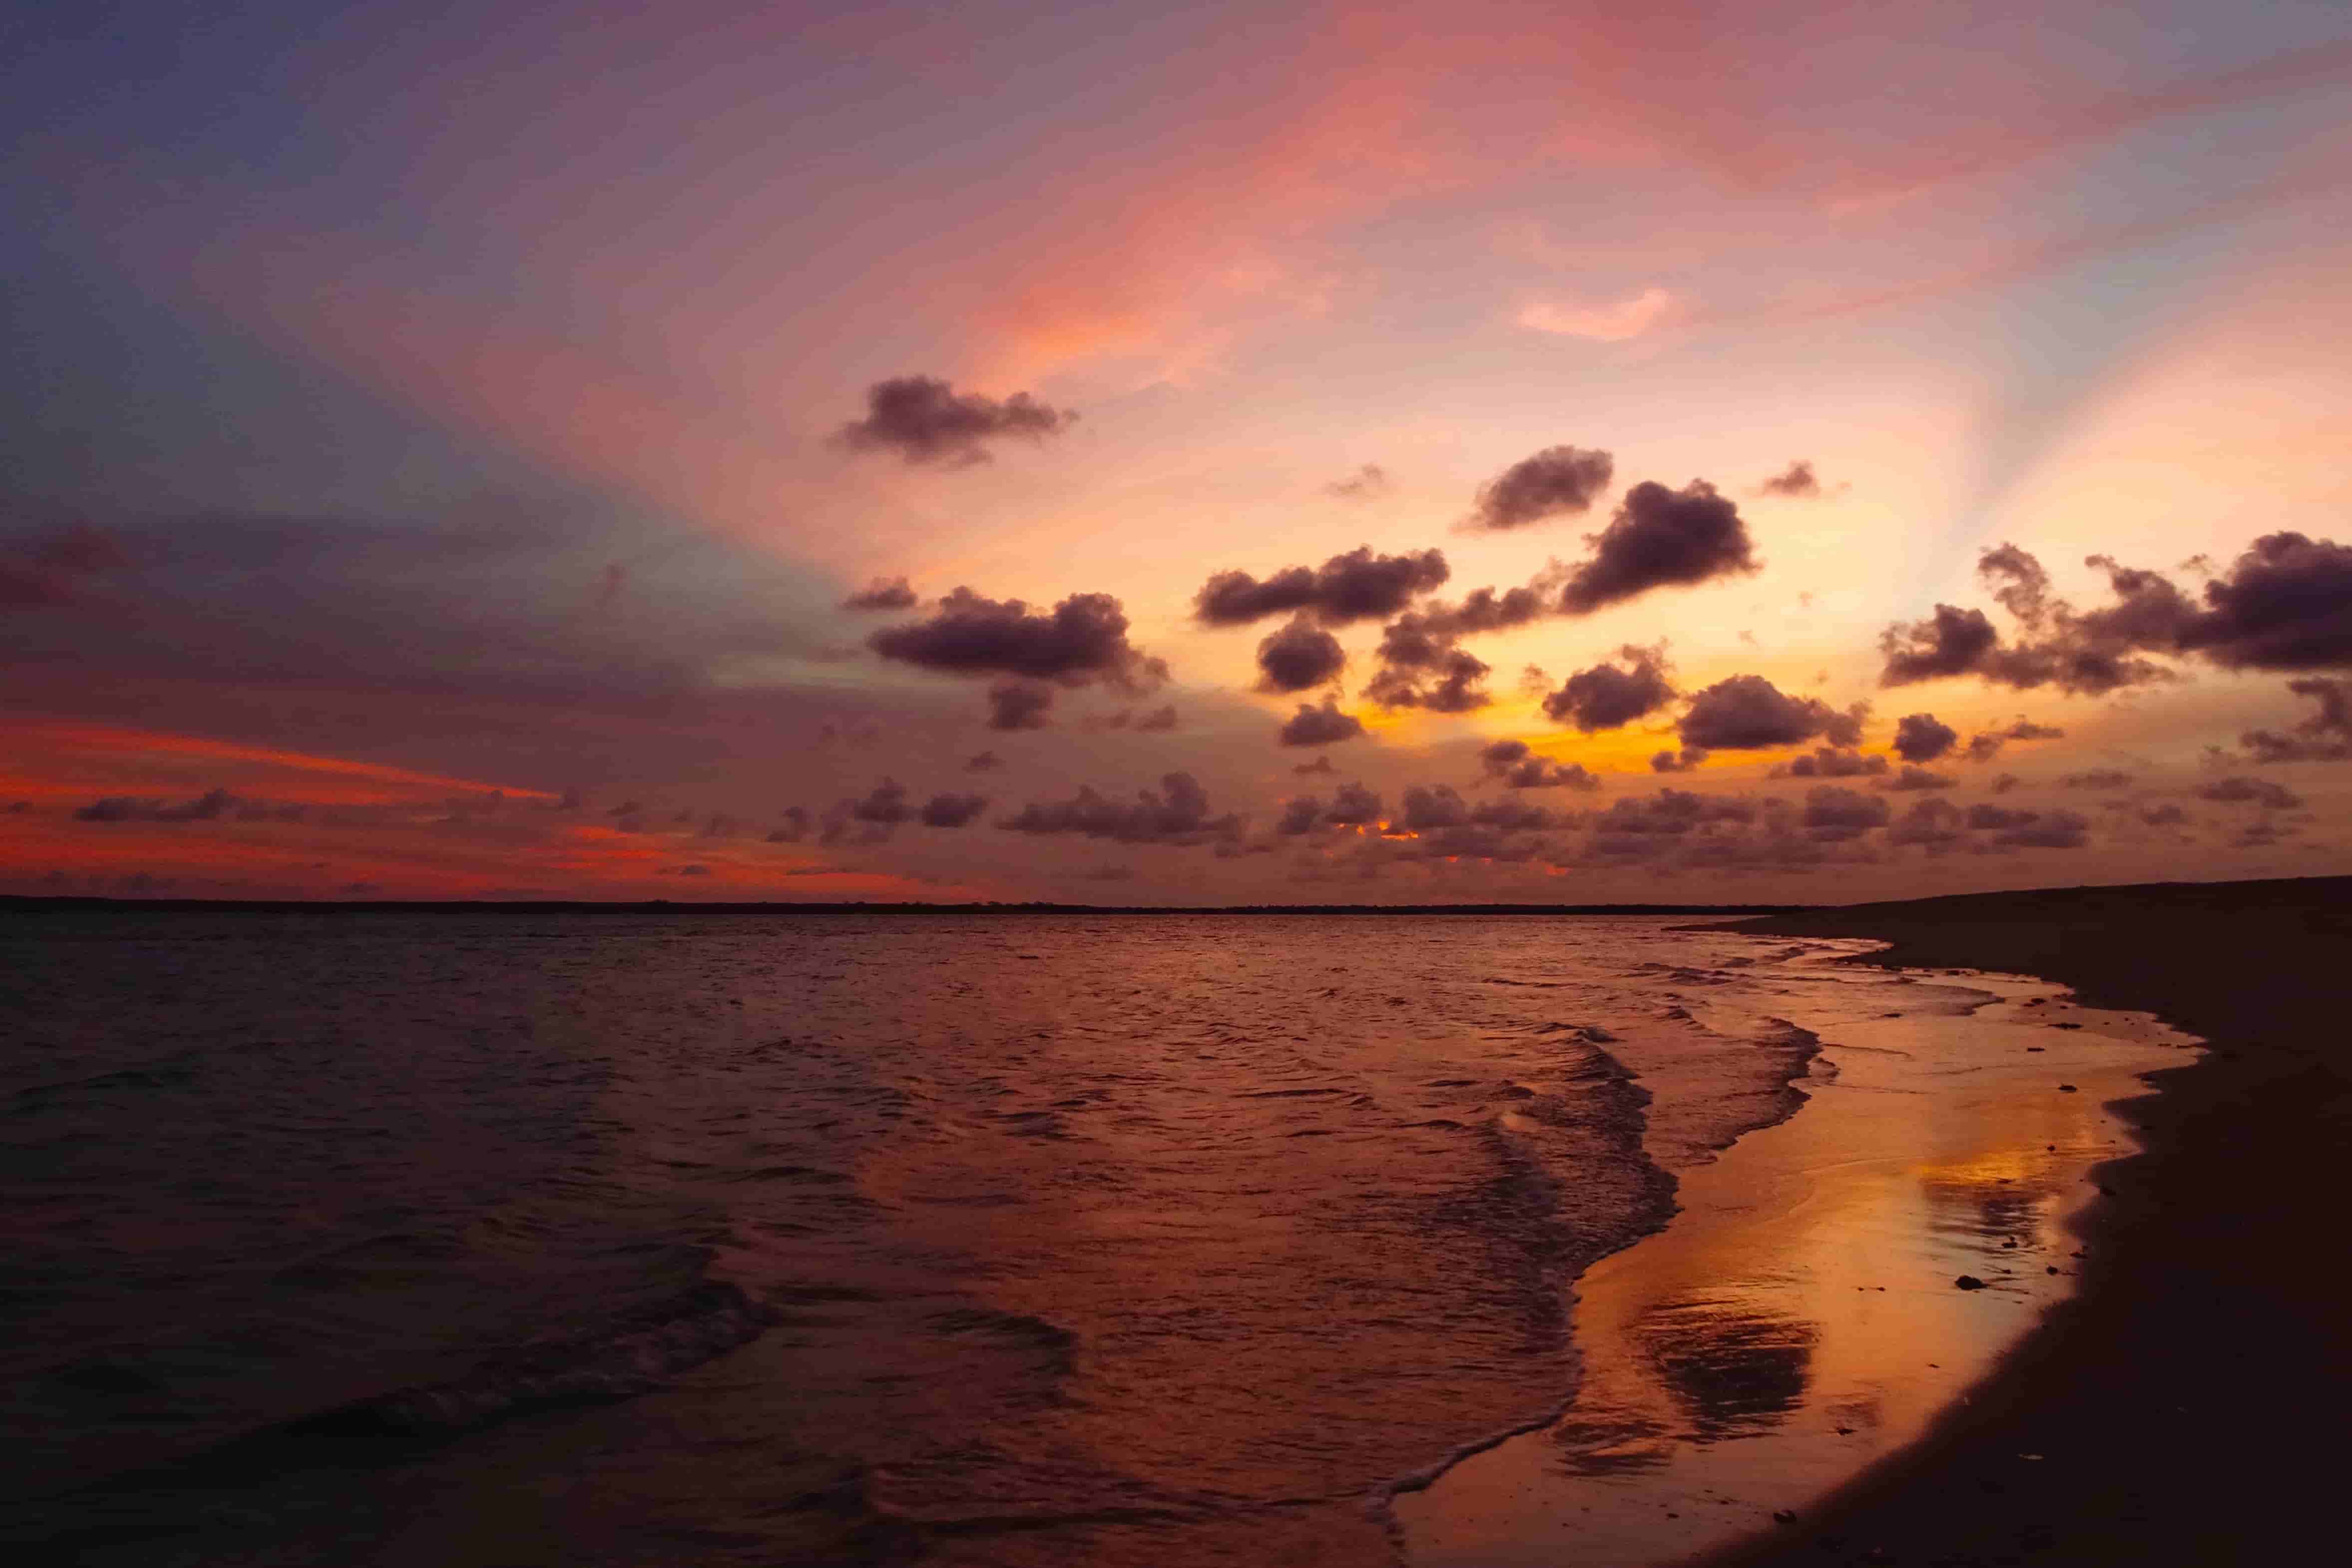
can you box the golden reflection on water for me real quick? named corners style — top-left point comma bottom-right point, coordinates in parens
top-left (1397, 971), bottom-right (2191, 1568)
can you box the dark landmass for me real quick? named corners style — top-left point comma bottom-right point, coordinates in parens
top-left (0, 896), bottom-right (1794, 917)
top-left (1710, 875), bottom-right (2352, 1568)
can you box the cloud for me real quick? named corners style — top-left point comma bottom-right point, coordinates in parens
top-left (840, 576), bottom-right (917, 611)
top-left (1881, 765), bottom-right (1957, 791)
top-left (1255, 613), bottom-right (1347, 692)
top-left (1194, 545), bottom-right (1449, 627)
top-left (1680, 676), bottom-right (1865, 751)
top-left (965, 750), bottom-right (1005, 773)
top-left (999, 771), bottom-right (1240, 844)
top-left (1398, 784), bottom-right (1560, 833)
top-left (850, 778), bottom-right (914, 824)
top-left (1292, 754), bottom-right (1337, 775)
top-left (1277, 697), bottom-right (1368, 747)
top-left (1542, 643), bottom-right (1675, 731)
top-left (1586, 787), bottom-right (1756, 842)
top-left (1363, 647), bottom-right (1491, 712)
top-left (1134, 703), bottom-right (1179, 732)
top-left (1880, 533), bottom-right (2352, 694)
top-left (1774, 746), bottom-right (1887, 779)
top-left (2195, 777), bottom-right (2304, 809)
top-left (1756, 460), bottom-right (1830, 499)
top-left (1991, 773), bottom-right (2021, 794)
top-left (2239, 677), bottom-right (2352, 763)
top-left (986, 679), bottom-right (1055, 730)
top-left (1558, 480), bottom-right (1761, 615)
top-left (74, 787), bottom-right (240, 823)
top-left (1277, 794), bottom-right (1323, 836)
top-left (1964, 716), bottom-right (2065, 762)
top-left (1989, 808), bottom-right (2091, 849)
top-left (0, 525), bottom-right (131, 610)
top-left (1325, 463), bottom-right (1390, 501)
top-left (1326, 781), bottom-right (1382, 825)
top-left (869, 587), bottom-right (1167, 691)
top-left (1801, 784), bottom-right (1891, 840)
top-left (1463, 445), bottom-right (1614, 532)
top-left (833, 375), bottom-right (1075, 466)
top-left (1518, 287), bottom-right (1676, 343)
top-left (2059, 769), bottom-right (2134, 791)
top-left (2139, 803), bottom-right (2188, 826)
top-left (1887, 796), bottom-right (1965, 851)
top-left (765, 806), bottom-right (812, 842)
top-left (2177, 532), bottom-right (2352, 671)
top-left (1650, 747), bottom-right (1708, 773)
top-left (1478, 739), bottom-right (1600, 791)
top-left (1892, 712), bottom-right (1958, 764)
top-left (920, 791), bottom-right (989, 827)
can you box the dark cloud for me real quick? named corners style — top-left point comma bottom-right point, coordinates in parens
top-left (2196, 777), bottom-right (2304, 809)
top-left (1277, 795), bottom-right (1323, 836)
top-left (1464, 445), bottom-right (1614, 532)
top-left (1586, 787), bottom-right (1756, 842)
top-left (2139, 803), bottom-right (2188, 826)
top-left (834, 375), bottom-right (1075, 466)
top-left (1543, 644), bottom-right (1675, 731)
top-left (1278, 697), bottom-right (1368, 747)
top-left (1989, 808), bottom-right (2091, 850)
top-left (1292, 754), bottom-right (1338, 776)
top-left (1801, 785), bottom-right (1891, 840)
top-left (1892, 712), bottom-right (1959, 764)
top-left (1327, 781), bottom-right (1382, 825)
top-left (1255, 614), bottom-right (1347, 693)
top-left (850, 778), bottom-right (914, 824)
top-left (0, 524), bottom-right (131, 610)
top-left (965, 750), bottom-right (1005, 773)
top-left (1881, 533), bottom-right (2352, 693)
top-left (74, 787), bottom-right (239, 823)
top-left (1680, 675), bottom-right (1866, 751)
top-left (921, 791), bottom-right (990, 827)
top-left (1650, 747), bottom-right (1708, 773)
top-left (1399, 784), bottom-right (1561, 833)
top-left (986, 679), bottom-right (1055, 731)
top-left (1881, 765), bottom-right (1957, 791)
top-left (840, 576), bottom-right (917, 611)
top-left (2174, 532), bottom-right (2352, 670)
top-left (1775, 747), bottom-right (1887, 779)
top-left (1991, 773), bottom-right (2020, 795)
top-left (2060, 769), bottom-right (2135, 791)
top-left (1194, 545), bottom-right (1450, 628)
top-left (765, 806), bottom-right (813, 842)
top-left (1755, 460), bottom-right (1828, 499)
top-left (2240, 677), bottom-right (2352, 763)
top-left (1325, 463), bottom-right (1391, 501)
top-left (818, 716), bottom-right (883, 747)
top-left (870, 587), bottom-right (1167, 692)
top-left (1558, 480), bottom-right (1761, 615)
top-left (1887, 796), bottom-right (1965, 851)
top-left (1134, 703), bottom-right (1179, 732)
top-left (1478, 738), bottom-right (1602, 791)
top-left (1363, 648), bottom-right (1491, 712)
top-left (999, 771), bottom-right (1241, 844)
top-left (1964, 717), bottom-right (2065, 762)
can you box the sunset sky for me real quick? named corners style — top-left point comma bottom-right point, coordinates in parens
top-left (5, 0), bottom-right (2349, 902)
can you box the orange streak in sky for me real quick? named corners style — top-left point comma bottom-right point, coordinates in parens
top-left (2, 723), bottom-right (557, 803)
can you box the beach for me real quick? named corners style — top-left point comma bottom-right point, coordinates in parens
top-left (1710, 875), bottom-right (2352, 1568)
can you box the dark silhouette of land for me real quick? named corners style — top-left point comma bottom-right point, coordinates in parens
top-left (1710, 875), bottom-right (2352, 1568)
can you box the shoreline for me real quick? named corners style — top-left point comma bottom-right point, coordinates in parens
top-left (1694, 877), bottom-right (2352, 1568)
top-left (1395, 940), bottom-right (2186, 1567)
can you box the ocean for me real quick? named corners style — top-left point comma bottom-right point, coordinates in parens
top-left (0, 909), bottom-right (2185, 1566)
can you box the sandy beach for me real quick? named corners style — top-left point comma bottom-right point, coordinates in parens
top-left (1701, 875), bottom-right (2352, 1568)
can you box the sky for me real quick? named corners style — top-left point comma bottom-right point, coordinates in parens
top-left (4, 0), bottom-right (2350, 904)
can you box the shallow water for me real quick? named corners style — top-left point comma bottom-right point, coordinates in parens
top-left (0, 911), bottom-right (2187, 1565)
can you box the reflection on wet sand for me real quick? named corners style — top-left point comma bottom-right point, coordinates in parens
top-left (1396, 955), bottom-right (2192, 1568)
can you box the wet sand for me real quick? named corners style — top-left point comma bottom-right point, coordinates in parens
top-left (1703, 876), bottom-right (2352, 1568)
top-left (1399, 957), bottom-right (2190, 1566)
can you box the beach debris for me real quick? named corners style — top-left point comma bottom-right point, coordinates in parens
top-left (2047, 1266), bottom-right (2060, 1275)
top-left (1772, 1509), bottom-right (1798, 1524)
top-left (2057, 1083), bottom-right (2078, 1092)
top-left (1954, 1275), bottom-right (1989, 1290)
top-left (2026, 1045), bottom-right (2045, 1052)
top-left (2001, 1238), bottom-right (2018, 1249)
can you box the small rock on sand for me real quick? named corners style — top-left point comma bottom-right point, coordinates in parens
top-left (1954, 1275), bottom-right (1989, 1290)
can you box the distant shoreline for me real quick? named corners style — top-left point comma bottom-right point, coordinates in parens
top-left (4, 872), bottom-right (2345, 917)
